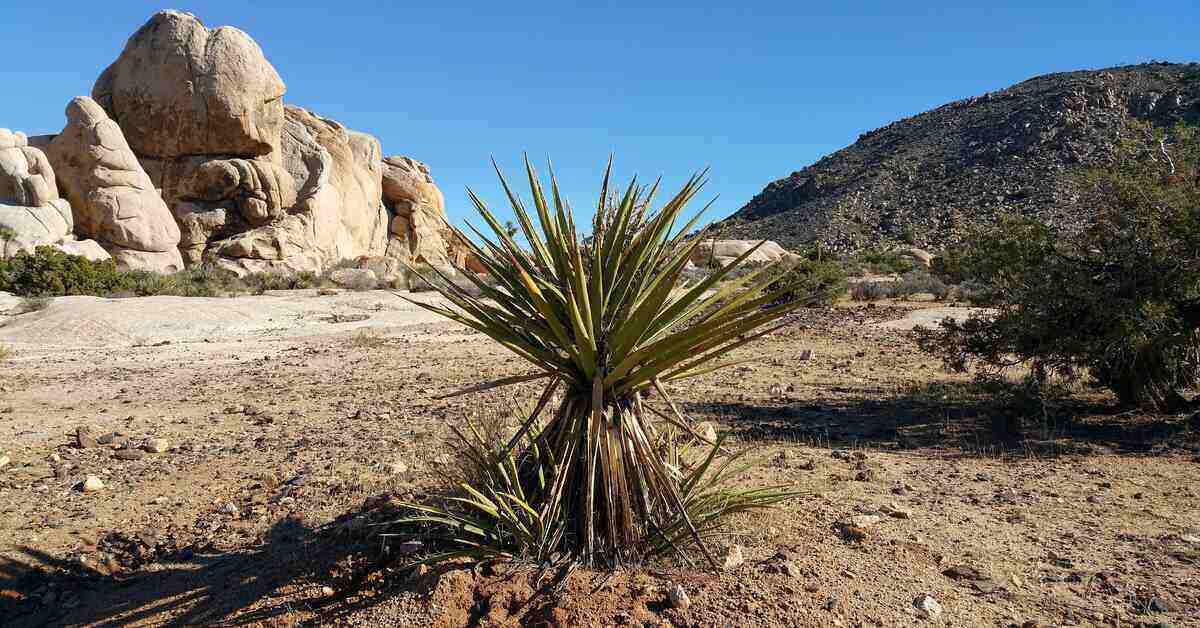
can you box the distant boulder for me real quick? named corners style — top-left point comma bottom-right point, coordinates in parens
top-left (689, 239), bottom-right (800, 268)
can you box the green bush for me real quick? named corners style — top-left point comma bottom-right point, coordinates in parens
top-left (917, 122), bottom-right (1200, 412)
top-left (764, 258), bottom-right (847, 307)
top-left (0, 246), bottom-right (132, 296)
top-left (846, 250), bottom-right (917, 277)
top-left (930, 247), bottom-right (967, 284)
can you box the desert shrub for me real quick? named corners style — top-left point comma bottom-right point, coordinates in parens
top-left (848, 249), bottom-right (916, 276)
top-left (893, 270), bottom-right (949, 300)
top-left (918, 122), bottom-right (1200, 412)
top-left (850, 280), bottom-right (893, 301)
top-left (764, 258), bottom-right (847, 307)
top-left (0, 246), bottom-right (132, 296)
top-left (393, 158), bottom-right (801, 569)
top-left (947, 279), bottom-right (988, 304)
top-left (930, 247), bottom-right (967, 283)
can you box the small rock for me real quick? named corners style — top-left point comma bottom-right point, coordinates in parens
top-left (433, 453), bottom-right (452, 465)
top-left (667, 583), bottom-right (691, 610)
top-left (943, 564), bottom-right (988, 581)
top-left (243, 405), bottom-right (261, 417)
top-left (913, 594), bottom-right (942, 619)
top-left (387, 459), bottom-right (408, 475)
top-left (882, 503), bottom-right (912, 519)
top-left (143, 438), bottom-right (169, 454)
top-left (695, 421), bottom-right (718, 443)
top-left (397, 540), bottom-right (423, 555)
top-left (96, 432), bottom-right (119, 445)
top-left (722, 544), bottom-right (745, 570)
top-left (854, 469), bottom-right (875, 482)
top-left (838, 524), bottom-right (869, 542)
top-left (1148, 596), bottom-right (1175, 613)
top-left (152, 496), bottom-right (169, 505)
top-left (1179, 533), bottom-right (1200, 545)
top-left (75, 426), bottom-right (99, 449)
top-left (848, 514), bottom-right (881, 528)
top-left (0, 455), bottom-right (9, 469)
top-left (972, 579), bottom-right (1004, 594)
top-left (320, 586), bottom-right (335, 597)
top-left (80, 475), bottom-right (104, 492)
top-left (114, 448), bottom-right (145, 461)
top-left (218, 502), bottom-right (239, 515)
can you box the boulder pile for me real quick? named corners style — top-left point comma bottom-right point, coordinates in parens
top-left (2, 10), bottom-right (471, 277)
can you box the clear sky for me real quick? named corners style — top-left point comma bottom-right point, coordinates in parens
top-left (1, 1), bottom-right (1196, 229)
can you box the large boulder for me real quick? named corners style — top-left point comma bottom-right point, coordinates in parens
top-left (207, 106), bottom-right (388, 274)
top-left (92, 10), bottom-right (285, 160)
top-left (381, 155), bottom-right (481, 273)
top-left (689, 239), bottom-right (800, 268)
top-left (42, 97), bottom-right (183, 272)
top-left (0, 129), bottom-right (76, 256)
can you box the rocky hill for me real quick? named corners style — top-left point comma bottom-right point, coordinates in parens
top-left (716, 62), bottom-right (1200, 252)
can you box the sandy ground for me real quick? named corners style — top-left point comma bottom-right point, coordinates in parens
top-left (0, 291), bottom-right (1197, 627)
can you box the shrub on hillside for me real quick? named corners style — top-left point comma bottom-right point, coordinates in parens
top-left (917, 122), bottom-right (1200, 412)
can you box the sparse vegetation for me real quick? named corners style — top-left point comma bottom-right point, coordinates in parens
top-left (918, 123), bottom-right (1200, 412)
top-left (0, 344), bottom-right (11, 362)
top-left (0, 246), bottom-right (349, 298)
top-left (395, 159), bottom-right (805, 568)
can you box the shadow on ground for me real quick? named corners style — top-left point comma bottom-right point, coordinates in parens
top-left (0, 509), bottom-right (424, 627)
top-left (684, 379), bottom-right (1200, 457)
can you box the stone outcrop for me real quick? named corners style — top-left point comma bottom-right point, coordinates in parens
top-left (380, 155), bottom-right (482, 275)
top-left (92, 10), bottom-right (284, 160)
top-left (41, 97), bottom-right (182, 272)
top-left (0, 128), bottom-right (108, 260)
top-left (206, 106), bottom-right (389, 274)
top-left (688, 239), bottom-right (799, 268)
top-left (4, 10), bottom-right (468, 277)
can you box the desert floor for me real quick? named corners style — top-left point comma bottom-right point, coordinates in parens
top-left (0, 289), bottom-right (1197, 627)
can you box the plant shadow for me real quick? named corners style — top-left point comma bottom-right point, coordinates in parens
top-left (0, 504), bottom-right (430, 627)
top-left (682, 379), bottom-right (1199, 457)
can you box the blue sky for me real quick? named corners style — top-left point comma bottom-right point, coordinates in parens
top-left (1, 1), bottom-right (1196, 229)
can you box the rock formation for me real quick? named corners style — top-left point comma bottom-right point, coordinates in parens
top-left (2, 9), bottom-right (472, 277)
top-left (40, 97), bottom-right (182, 272)
top-left (0, 128), bottom-right (107, 260)
top-left (381, 155), bottom-right (481, 275)
top-left (688, 239), bottom-right (799, 268)
top-left (92, 10), bottom-right (284, 161)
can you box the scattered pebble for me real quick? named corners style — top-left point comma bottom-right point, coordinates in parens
top-left (75, 426), bottom-right (99, 449)
top-left (848, 514), bottom-right (881, 528)
top-left (80, 475), bottom-right (104, 492)
top-left (913, 594), bottom-right (942, 619)
top-left (387, 459), bottom-right (408, 475)
top-left (115, 448), bottom-right (145, 461)
top-left (668, 583), bottom-right (691, 610)
top-left (0, 455), bottom-right (8, 469)
top-left (143, 438), bottom-right (169, 453)
top-left (722, 544), bottom-right (745, 570)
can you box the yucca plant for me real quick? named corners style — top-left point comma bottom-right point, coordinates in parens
top-left (400, 157), bottom-right (819, 568)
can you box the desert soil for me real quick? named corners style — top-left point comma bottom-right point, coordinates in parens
top-left (0, 290), bottom-right (1197, 627)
